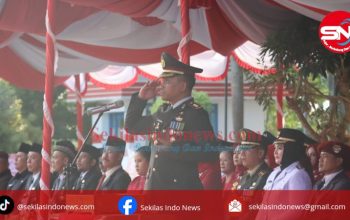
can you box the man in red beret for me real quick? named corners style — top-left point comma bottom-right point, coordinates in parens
top-left (314, 141), bottom-right (350, 190)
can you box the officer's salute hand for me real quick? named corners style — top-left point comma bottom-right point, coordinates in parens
top-left (138, 80), bottom-right (159, 100)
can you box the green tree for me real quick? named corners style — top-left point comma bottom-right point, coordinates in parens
top-left (248, 17), bottom-right (350, 142)
top-left (14, 85), bottom-right (78, 142)
top-left (0, 80), bottom-right (28, 152)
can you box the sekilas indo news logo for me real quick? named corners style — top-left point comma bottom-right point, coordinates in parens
top-left (319, 11), bottom-right (350, 54)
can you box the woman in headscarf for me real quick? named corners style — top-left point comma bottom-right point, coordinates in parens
top-left (256, 129), bottom-right (313, 220)
top-left (263, 128), bottom-right (313, 190)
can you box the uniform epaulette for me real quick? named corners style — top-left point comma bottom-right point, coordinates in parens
top-left (160, 102), bottom-right (171, 112)
top-left (188, 101), bottom-right (202, 110)
top-left (258, 171), bottom-right (266, 177)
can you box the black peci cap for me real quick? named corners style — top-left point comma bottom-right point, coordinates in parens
top-left (30, 143), bottom-right (42, 154)
top-left (81, 144), bottom-right (101, 160)
top-left (104, 136), bottom-right (126, 153)
top-left (18, 142), bottom-right (31, 154)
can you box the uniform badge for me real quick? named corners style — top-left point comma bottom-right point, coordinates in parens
top-left (176, 116), bottom-right (183, 122)
top-left (333, 145), bottom-right (342, 154)
top-left (258, 171), bottom-right (265, 177)
top-left (252, 182), bottom-right (256, 187)
top-left (191, 103), bottom-right (201, 109)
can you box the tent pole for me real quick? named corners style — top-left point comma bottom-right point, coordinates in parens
top-left (224, 72), bottom-right (228, 141)
top-left (276, 84), bottom-right (283, 129)
top-left (75, 75), bottom-right (84, 149)
top-left (40, 0), bottom-right (56, 218)
top-left (179, 0), bottom-right (190, 64)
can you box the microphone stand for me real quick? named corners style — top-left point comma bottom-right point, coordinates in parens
top-left (64, 112), bottom-right (104, 190)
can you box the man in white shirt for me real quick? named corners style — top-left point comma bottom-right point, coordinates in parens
top-left (314, 141), bottom-right (350, 190)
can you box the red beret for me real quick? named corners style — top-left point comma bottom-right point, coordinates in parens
top-left (318, 141), bottom-right (350, 170)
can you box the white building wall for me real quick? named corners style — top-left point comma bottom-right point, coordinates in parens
top-left (212, 97), bottom-right (265, 142)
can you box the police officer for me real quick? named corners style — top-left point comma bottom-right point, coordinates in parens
top-left (264, 128), bottom-right (312, 190)
top-left (51, 140), bottom-right (78, 190)
top-left (236, 129), bottom-right (274, 190)
top-left (314, 141), bottom-right (350, 190)
top-left (7, 143), bottom-right (32, 190)
top-left (73, 144), bottom-right (102, 190)
top-left (125, 52), bottom-right (217, 190)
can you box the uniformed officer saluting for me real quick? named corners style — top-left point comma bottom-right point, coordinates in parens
top-left (7, 143), bottom-right (32, 190)
top-left (125, 52), bottom-right (217, 190)
top-left (236, 129), bottom-right (274, 190)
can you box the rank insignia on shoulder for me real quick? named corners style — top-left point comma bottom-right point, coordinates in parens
top-left (191, 102), bottom-right (202, 109)
top-left (258, 171), bottom-right (265, 177)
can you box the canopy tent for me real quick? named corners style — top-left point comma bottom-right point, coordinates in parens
top-left (0, 0), bottom-right (348, 192)
top-left (0, 0), bottom-right (301, 90)
top-left (0, 0), bottom-right (347, 89)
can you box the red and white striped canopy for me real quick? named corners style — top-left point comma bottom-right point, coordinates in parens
top-left (0, 0), bottom-right (347, 90)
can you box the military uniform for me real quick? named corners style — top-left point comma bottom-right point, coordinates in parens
top-left (125, 53), bottom-right (217, 190)
top-left (126, 95), bottom-right (217, 189)
top-left (235, 129), bottom-right (274, 190)
top-left (237, 163), bottom-right (271, 190)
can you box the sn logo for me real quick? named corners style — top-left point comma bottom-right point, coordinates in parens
top-left (320, 26), bottom-right (350, 41)
top-left (0, 196), bottom-right (14, 215)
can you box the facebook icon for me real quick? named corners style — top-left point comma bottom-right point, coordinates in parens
top-left (118, 196), bottom-right (137, 215)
